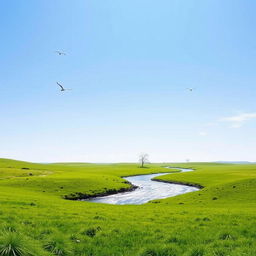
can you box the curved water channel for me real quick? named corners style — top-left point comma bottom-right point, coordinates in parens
top-left (87, 167), bottom-right (199, 205)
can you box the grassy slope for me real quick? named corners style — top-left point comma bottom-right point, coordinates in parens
top-left (0, 158), bottom-right (255, 256)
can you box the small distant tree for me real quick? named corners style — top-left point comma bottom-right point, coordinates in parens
top-left (139, 153), bottom-right (149, 168)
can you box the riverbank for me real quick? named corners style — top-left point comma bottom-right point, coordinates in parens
top-left (153, 178), bottom-right (204, 189)
top-left (63, 181), bottom-right (138, 200)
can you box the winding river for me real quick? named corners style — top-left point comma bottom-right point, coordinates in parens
top-left (87, 167), bottom-right (199, 205)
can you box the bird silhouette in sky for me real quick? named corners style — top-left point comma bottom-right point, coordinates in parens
top-left (56, 82), bottom-right (72, 92)
top-left (55, 51), bottom-right (66, 56)
top-left (187, 88), bottom-right (195, 92)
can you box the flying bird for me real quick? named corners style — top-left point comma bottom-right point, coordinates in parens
top-left (55, 51), bottom-right (66, 56)
top-left (187, 88), bottom-right (195, 92)
top-left (56, 82), bottom-right (72, 92)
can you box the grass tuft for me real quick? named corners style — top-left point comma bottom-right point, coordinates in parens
top-left (140, 246), bottom-right (178, 256)
top-left (189, 247), bottom-right (204, 256)
top-left (44, 235), bottom-right (70, 255)
top-left (0, 232), bottom-right (41, 256)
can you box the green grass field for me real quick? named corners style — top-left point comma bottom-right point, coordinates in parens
top-left (0, 158), bottom-right (255, 256)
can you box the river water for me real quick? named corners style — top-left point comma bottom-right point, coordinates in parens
top-left (87, 168), bottom-right (199, 205)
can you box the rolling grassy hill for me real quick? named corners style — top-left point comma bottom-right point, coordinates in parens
top-left (0, 158), bottom-right (255, 255)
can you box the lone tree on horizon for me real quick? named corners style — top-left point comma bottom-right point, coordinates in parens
top-left (139, 153), bottom-right (149, 168)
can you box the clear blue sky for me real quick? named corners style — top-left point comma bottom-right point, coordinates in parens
top-left (1, 0), bottom-right (256, 162)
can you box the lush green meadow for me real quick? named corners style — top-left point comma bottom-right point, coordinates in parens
top-left (0, 159), bottom-right (255, 256)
